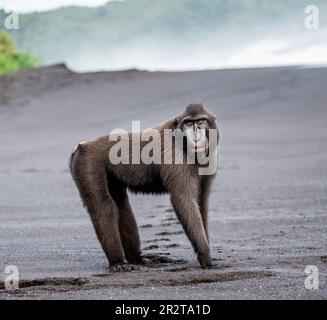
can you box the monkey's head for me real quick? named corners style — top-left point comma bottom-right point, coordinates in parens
top-left (176, 104), bottom-right (218, 158)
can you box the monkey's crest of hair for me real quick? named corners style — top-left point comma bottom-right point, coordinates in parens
top-left (185, 103), bottom-right (205, 115)
top-left (175, 103), bottom-right (216, 126)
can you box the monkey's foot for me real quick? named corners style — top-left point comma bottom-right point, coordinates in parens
top-left (137, 254), bottom-right (175, 265)
top-left (197, 253), bottom-right (213, 269)
top-left (109, 262), bottom-right (138, 272)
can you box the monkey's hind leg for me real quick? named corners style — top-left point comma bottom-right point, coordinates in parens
top-left (89, 198), bottom-right (131, 271)
top-left (116, 193), bottom-right (142, 264)
top-left (71, 153), bottom-right (128, 271)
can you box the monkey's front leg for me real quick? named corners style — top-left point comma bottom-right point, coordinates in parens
top-left (199, 178), bottom-right (213, 243)
top-left (170, 193), bottom-right (212, 268)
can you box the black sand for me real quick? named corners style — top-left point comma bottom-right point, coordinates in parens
top-left (0, 65), bottom-right (326, 299)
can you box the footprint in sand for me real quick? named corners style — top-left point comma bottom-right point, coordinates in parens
top-left (155, 231), bottom-right (183, 236)
top-left (163, 216), bottom-right (176, 222)
top-left (144, 238), bottom-right (171, 243)
top-left (161, 222), bottom-right (173, 227)
top-left (140, 224), bottom-right (153, 229)
top-left (163, 243), bottom-right (180, 249)
top-left (143, 245), bottom-right (159, 250)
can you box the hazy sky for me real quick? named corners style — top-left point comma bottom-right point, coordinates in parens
top-left (0, 0), bottom-right (109, 13)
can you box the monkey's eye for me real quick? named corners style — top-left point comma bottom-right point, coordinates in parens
top-left (196, 120), bottom-right (204, 126)
top-left (185, 121), bottom-right (194, 127)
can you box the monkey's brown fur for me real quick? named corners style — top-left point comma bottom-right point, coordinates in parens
top-left (70, 104), bottom-right (218, 270)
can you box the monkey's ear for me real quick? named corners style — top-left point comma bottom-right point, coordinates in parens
top-left (174, 117), bottom-right (179, 127)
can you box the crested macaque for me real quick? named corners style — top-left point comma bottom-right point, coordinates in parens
top-left (70, 103), bottom-right (219, 270)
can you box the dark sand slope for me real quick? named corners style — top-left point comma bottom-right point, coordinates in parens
top-left (0, 65), bottom-right (326, 299)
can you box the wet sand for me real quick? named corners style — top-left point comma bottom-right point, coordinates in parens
top-left (0, 65), bottom-right (326, 299)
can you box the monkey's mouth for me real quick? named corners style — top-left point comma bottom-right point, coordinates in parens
top-left (191, 146), bottom-right (208, 153)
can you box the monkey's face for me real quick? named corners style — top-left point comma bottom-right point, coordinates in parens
top-left (182, 115), bottom-right (210, 155)
top-left (175, 104), bottom-right (219, 166)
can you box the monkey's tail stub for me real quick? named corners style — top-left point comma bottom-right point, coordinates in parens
top-left (69, 141), bottom-right (86, 175)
